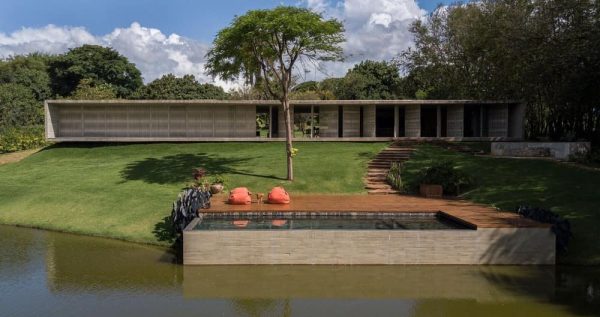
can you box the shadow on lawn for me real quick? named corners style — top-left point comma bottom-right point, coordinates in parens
top-left (120, 153), bottom-right (285, 184)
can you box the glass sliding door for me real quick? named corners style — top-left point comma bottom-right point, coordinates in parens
top-left (256, 106), bottom-right (270, 138)
top-left (293, 105), bottom-right (319, 138)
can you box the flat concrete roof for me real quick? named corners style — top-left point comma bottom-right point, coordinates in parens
top-left (46, 99), bottom-right (519, 106)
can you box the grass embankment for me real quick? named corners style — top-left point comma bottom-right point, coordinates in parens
top-left (0, 142), bottom-right (386, 245)
top-left (403, 145), bottom-right (600, 265)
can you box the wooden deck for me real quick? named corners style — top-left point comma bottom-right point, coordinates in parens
top-left (206, 194), bottom-right (548, 229)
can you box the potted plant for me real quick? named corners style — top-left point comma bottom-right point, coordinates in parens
top-left (413, 160), bottom-right (473, 198)
top-left (208, 174), bottom-right (225, 194)
top-left (419, 184), bottom-right (443, 198)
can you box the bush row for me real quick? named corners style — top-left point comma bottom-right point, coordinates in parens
top-left (0, 125), bottom-right (47, 153)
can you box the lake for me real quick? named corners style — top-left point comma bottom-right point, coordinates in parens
top-left (1, 225), bottom-right (598, 316)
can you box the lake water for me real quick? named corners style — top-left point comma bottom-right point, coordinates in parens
top-left (1, 225), bottom-right (599, 317)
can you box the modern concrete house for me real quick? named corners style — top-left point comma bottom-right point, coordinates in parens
top-left (44, 99), bottom-right (524, 142)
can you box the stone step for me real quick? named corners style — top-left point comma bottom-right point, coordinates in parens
top-left (365, 183), bottom-right (393, 190)
top-left (375, 154), bottom-right (411, 157)
top-left (366, 175), bottom-right (387, 180)
top-left (368, 189), bottom-right (401, 195)
top-left (373, 156), bottom-right (409, 160)
top-left (368, 164), bottom-right (392, 168)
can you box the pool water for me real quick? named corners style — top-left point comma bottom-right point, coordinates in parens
top-left (194, 213), bottom-right (470, 230)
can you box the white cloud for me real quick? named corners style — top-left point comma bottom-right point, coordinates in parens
top-left (305, 0), bottom-right (426, 79)
top-left (0, 0), bottom-right (427, 87)
top-left (0, 22), bottom-right (219, 86)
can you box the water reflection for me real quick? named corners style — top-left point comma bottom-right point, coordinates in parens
top-left (1, 225), bottom-right (599, 317)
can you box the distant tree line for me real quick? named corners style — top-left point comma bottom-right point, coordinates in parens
top-left (0, 44), bottom-right (227, 152)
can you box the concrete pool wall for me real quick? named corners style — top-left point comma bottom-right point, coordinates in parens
top-left (183, 216), bottom-right (555, 265)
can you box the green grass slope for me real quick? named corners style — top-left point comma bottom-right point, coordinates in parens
top-left (402, 145), bottom-right (600, 265)
top-left (0, 142), bottom-right (386, 244)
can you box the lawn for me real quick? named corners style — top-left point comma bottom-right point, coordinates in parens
top-left (0, 142), bottom-right (386, 245)
top-left (402, 145), bottom-right (600, 265)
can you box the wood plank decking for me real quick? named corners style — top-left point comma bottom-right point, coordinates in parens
top-left (207, 194), bottom-right (548, 229)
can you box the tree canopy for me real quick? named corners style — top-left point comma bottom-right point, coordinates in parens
top-left (335, 60), bottom-right (403, 100)
top-left (0, 53), bottom-right (53, 101)
top-left (206, 6), bottom-right (345, 180)
top-left (0, 83), bottom-right (43, 128)
top-left (49, 45), bottom-right (143, 98)
top-left (400, 0), bottom-right (600, 143)
top-left (68, 79), bottom-right (117, 100)
top-left (206, 6), bottom-right (345, 98)
top-left (133, 74), bottom-right (228, 100)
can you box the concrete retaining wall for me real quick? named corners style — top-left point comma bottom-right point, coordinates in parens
top-left (183, 224), bottom-right (554, 265)
top-left (491, 142), bottom-right (591, 160)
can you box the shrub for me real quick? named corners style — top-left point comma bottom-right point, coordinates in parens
top-left (0, 125), bottom-right (47, 153)
top-left (406, 160), bottom-right (474, 195)
top-left (516, 206), bottom-right (573, 254)
top-left (171, 188), bottom-right (212, 235)
top-left (386, 162), bottom-right (403, 191)
top-left (569, 149), bottom-right (600, 167)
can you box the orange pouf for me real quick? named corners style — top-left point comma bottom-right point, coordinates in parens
top-left (228, 187), bottom-right (252, 205)
top-left (271, 219), bottom-right (287, 227)
top-left (268, 186), bottom-right (290, 204)
top-left (233, 220), bottom-right (250, 228)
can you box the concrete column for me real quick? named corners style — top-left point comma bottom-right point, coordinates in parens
top-left (310, 105), bottom-right (314, 138)
top-left (268, 105), bottom-right (272, 138)
top-left (436, 105), bottom-right (441, 138)
top-left (480, 105), bottom-right (484, 137)
top-left (394, 106), bottom-right (399, 138)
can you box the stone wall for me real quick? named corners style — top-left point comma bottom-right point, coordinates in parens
top-left (446, 105), bottom-right (464, 137)
top-left (487, 104), bottom-right (509, 137)
top-left (405, 105), bottom-right (421, 137)
top-left (318, 105), bottom-right (338, 137)
top-left (362, 105), bottom-right (376, 137)
top-left (342, 105), bottom-right (361, 137)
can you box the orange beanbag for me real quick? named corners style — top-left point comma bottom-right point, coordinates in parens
top-left (268, 186), bottom-right (290, 204)
top-left (228, 187), bottom-right (252, 205)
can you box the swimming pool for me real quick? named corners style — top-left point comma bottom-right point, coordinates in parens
top-left (183, 211), bottom-right (554, 265)
top-left (194, 212), bottom-right (470, 231)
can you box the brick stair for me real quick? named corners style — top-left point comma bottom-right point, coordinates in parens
top-left (364, 142), bottom-right (415, 195)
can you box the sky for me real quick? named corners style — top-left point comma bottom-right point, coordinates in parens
top-left (0, 0), bottom-right (452, 88)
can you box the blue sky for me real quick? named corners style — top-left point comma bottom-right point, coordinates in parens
top-left (0, 0), bottom-right (449, 39)
top-left (0, 0), bottom-right (452, 85)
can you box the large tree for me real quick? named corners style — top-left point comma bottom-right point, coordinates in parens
top-left (400, 0), bottom-right (600, 143)
top-left (132, 74), bottom-right (228, 100)
top-left (336, 60), bottom-right (403, 100)
top-left (206, 6), bottom-right (344, 180)
top-left (49, 45), bottom-right (143, 98)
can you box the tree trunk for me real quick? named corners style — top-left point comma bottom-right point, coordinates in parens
top-left (282, 98), bottom-right (294, 181)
